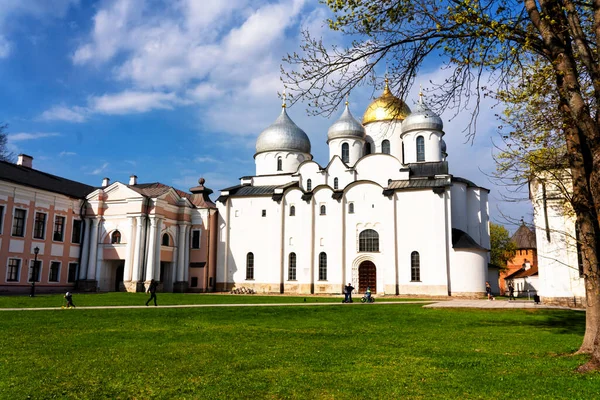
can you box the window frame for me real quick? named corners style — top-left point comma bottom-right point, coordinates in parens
top-left (12, 208), bottom-right (27, 237)
top-left (111, 230), bottom-right (121, 244)
top-left (306, 179), bottom-right (312, 191)
top-left (334, 177), bottom-right (339, 190)
top-left (0, 204), bottom-right (4, 234)
top-left (411, 251), bottom-right (421, 282)
top-left (67, 262), bottom-right (78, 283)
top-left (49, 261), bottom-right (61, 283)
top-left (28, 259), bottom-right (42, 283)
top-left (162, 233), bottom-right (170, 246)
top-left (341, 143), bottom-right (350, 163)
top-left (359, 229), bottom-right (379, 252)
top-left (53, 215), bottom-right (66, 242)
top-left (6, 258), bottom-right (21, 282)
top-left (246, 252), bottom-right (254, 280)
top-left (71, 219), bottom-right (82, 244)
top-left (191, 229), bottom-right (201, 249)
top-left (318, 252), bottom-right (327, 281)
top-left (320, 205), bottom-right (326, 215)
top-left (288, 252), bottom-right (297, 280)
top-left (416, 136), bottom-right (425, 162)
top-left (382, 139), bottom-right (391, 154)
top-left (33, 211), bottom-right (47, 240)
top-left (348, 203), bottom-right (354, 214)
top-left (261, 209), bottom-right (267, 217)
top-left (289, 205), bottom-right (295, 216)
top-left (277, 156), bottom-right (283, 171)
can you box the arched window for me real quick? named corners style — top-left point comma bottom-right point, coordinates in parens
top-left (289, 205), bottom-right (296, 216)
top-left (365, 142), bottom-right (372, 155)
top-left (348, 203), bottom-right (354, 214)
top-left (388, 179), bottom-right (392, 186)
top-left (416, 136), bottom-right (425, 162)
top-left (307, 179), bottom-right (312, 191)
top-left (320, 205), bottom-right (326, 215)
top-left (359, 229), bottom-right (379, 252)
top-left (246, 252), bottom-right (254, 280)
top-left (277, 157), bottom-right (282, 171)
top-left (382, 140), bottom-right (390, 154)
top-left (319, 252), bottom-right (327, 280)
top-left (411, 251), bottom-right (420, 281)
top-left (341, 143), bottom-right (350, 163)
top-left (111, 230), bottom-right (121, 244)
top-left (288, 252), bottom-right (297, 280)
top-left (162, 233), bottom-right (169, 246)
top-left (334, 178), bottom-right (339, 190)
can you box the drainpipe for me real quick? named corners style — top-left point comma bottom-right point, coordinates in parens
top-left (141, 196), bottom-right (151, 282)
top-left (75, 200), bottom-right (88, 290)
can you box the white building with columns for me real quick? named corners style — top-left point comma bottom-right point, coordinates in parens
top-left (78, 176), bottom-right (218, 293)
top-left (215, 82), bottom-right (491, 296)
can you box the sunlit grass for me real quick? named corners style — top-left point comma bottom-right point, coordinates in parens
top-left (0, 304), bottom-right (598, 399)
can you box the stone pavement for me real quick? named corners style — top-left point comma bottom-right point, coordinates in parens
top-left (0, 299), bottom-right (583, 311)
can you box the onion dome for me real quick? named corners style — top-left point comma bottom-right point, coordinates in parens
top-left (255, 106), bottom-right (311, 156)
top-left (441, 139), bottom-right (447, 153)
top-left (327, 102), bottom-right (366, 143)
top-left (362, 78), bottom-right (411, 125)
top-left (401, 94), bottom-right (444, 134)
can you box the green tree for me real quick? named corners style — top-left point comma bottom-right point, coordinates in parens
top-left (283, 0), bottom-right (600, 371)
top-left (490, 223), bottom-right (517, 270)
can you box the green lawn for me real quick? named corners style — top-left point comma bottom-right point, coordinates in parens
top-left (0, 292), bottom-right (424, 308)
top-left (0, 303), bottom-right (597, 399)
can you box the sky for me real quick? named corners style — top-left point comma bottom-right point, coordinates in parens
top-left (0, 0), bottom-right (531, 232)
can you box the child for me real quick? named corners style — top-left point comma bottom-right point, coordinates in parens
top-left (64, 291), bottom-right (75, 308)
top-left (366, 286), bottom-right (372, 301)
top-left (485, 281), bottom-right (495, 301)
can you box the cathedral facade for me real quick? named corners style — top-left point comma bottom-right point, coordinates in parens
top-left (215, 82), bottom-right (491, 296)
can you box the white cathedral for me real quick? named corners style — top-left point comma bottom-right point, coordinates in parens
top-left (215, 81), bottom-right (491, 296)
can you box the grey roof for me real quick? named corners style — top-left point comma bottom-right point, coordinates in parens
top-left (255, 108), bottom-right (311, 155)
top-left (511, 223), bottom-right (537, 249)
top-left (452, 228), bottom-right (488, 251)
top-left (0, 160), bottom-right (95, 199)
top-left (409, 161), bottom-right (448, 177)
top-left (401, 99), bottom-right (444, 133)
top-left (327, 104), bottom-right (366, 142)
top-left (388, 177), bottom-right (450, 190)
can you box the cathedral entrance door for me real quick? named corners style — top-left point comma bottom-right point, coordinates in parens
top-left (358, 261), bottom-right (376, 293)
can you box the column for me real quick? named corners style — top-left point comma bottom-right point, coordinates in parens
top-left (131, 216), bottom-right (144, 282)
top-left (184, 225), bottom-right (190, 282)
top-left (87, 218), bottom-right (100, 280)
top-left (123, 217), bottom-right (135, 282)
top-left (153, 218), bottom-right (163, 281)
top-left (145, 217), bottom-right (157, 282)
top-left (79, 218), bottom-right (91, 280)
top-left (177, 224), bottom-right (186, 282)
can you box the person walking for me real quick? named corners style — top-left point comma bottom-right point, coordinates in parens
top-left (146, 279), bottom-right (158, 306)
top-left (64, 291), bottom-right (75, 308)
top-left (345, 282), bottom-right (355, 303)
top-left (508, 281), bottom-right (515, 301)
top-left (485, 281), bottom-right (495, 301)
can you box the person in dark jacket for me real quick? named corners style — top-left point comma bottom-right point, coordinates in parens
top-left (146, 279), bottom-right (158, 306)
top-left (344, 283), bottom-right (355, 303)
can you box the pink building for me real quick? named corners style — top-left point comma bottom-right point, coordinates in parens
top-left (0, 155), bottom-right (217, 294)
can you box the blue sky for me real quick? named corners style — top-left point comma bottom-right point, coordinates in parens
top-left (0, 0), bottom-right (531, 231)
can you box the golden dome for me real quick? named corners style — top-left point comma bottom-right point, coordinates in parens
top-left (362, 79), bottom-right (411, 125)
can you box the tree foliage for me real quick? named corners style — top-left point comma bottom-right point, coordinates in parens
top-left (490, 222), bottom-right (518, 270)
top-left (283, 0), bottom-right (600, 371)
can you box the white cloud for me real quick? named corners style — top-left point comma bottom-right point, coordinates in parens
top-left (0, 35), bottom-right (11, 58)
top-left (89, 162), bottom-right (109, 175)
top-left (40, 106), bottom-right (88, 123)
top-left (194, 156), bottom-right (220, 163)
top-left (8, 132), bottom-right (61, 142)
top-left (90, 91), bottom-right (183, 114)
top-left (59, 151), bottom-right (77, 156)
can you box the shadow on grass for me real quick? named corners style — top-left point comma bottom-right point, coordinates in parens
top-left (476, 310), bottom-right (586, 336)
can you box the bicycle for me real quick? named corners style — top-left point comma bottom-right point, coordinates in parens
top-left (361, 295), bottom-right (375, 303)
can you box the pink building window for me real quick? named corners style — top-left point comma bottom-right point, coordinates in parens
top-left (111, 230), bottom-right (121, 244)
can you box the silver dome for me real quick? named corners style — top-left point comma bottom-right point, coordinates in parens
top-left (401, 99), bottom-right (444, 133)
top-left (441, 139), bottom-right (447, 153)
top-left (327, 104), bottom-right (366, 142)
top-left (255, 108), bottom-right (311, 155)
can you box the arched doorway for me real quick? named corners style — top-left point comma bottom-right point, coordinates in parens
top-left (358, 261), bottom-right (376, 293)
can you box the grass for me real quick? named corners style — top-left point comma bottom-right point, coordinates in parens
top-left (0, 292), bottom-right (425, 308)
top-left (0, 303), bottom-right (598, 399)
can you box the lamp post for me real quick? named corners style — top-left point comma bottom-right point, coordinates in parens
top-left (30, 246), bottom-right (40, 297)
